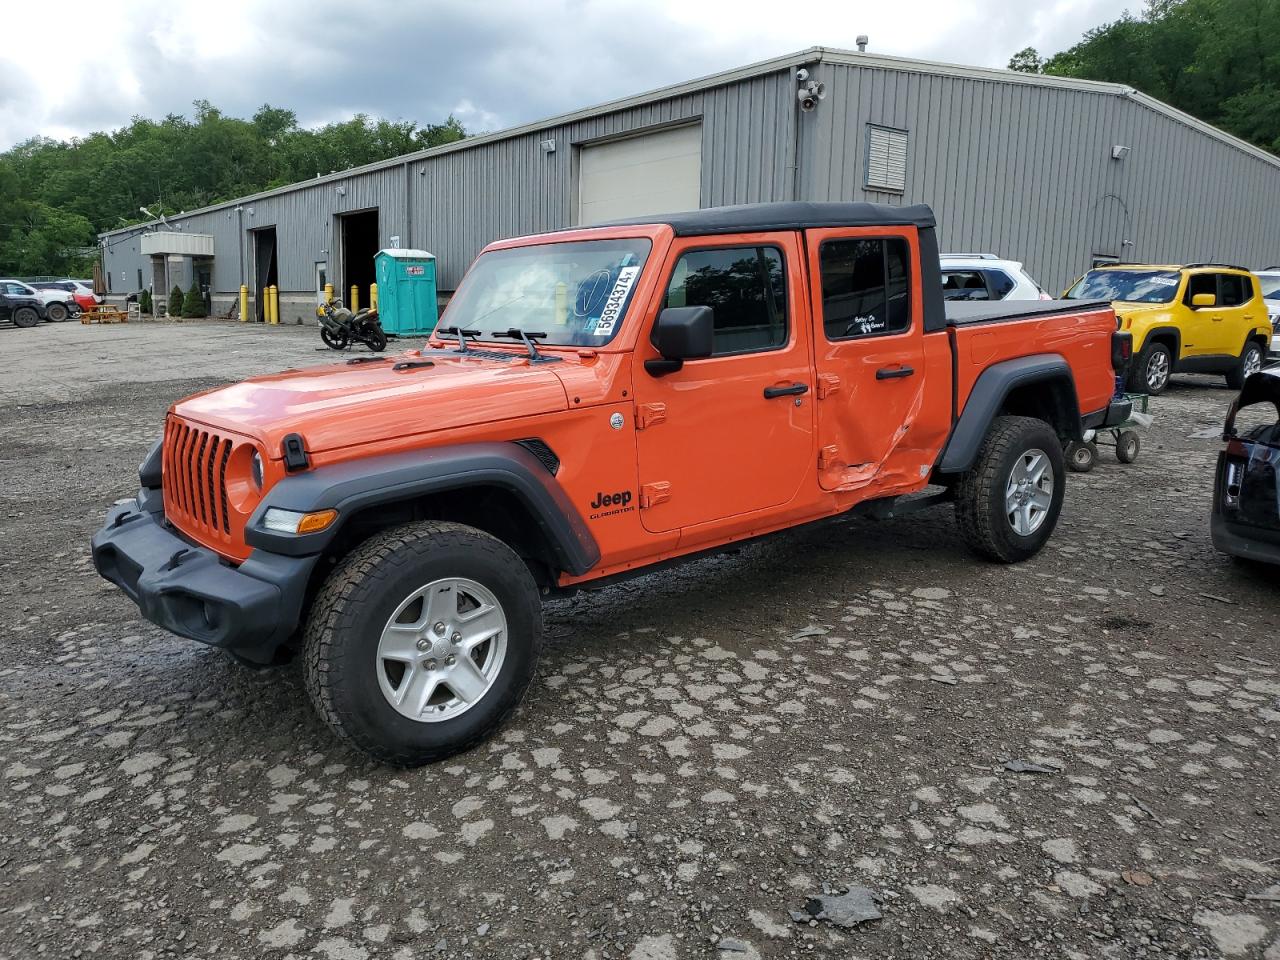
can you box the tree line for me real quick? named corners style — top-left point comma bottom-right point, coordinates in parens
top-left (1009, 0), bottom-right (1279, 156)
top-left (0, 101), bottom-right (465, 278)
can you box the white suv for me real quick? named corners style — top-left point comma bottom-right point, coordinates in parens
top-left (1257, 268), bottom-right (1280, 355)
top-left (0, 278), bottom-right (77, 321)
top-left (940, 254), bottom-right (1050, 302)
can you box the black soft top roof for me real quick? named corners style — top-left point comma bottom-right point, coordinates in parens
top-left (599, 201), bottom-right (937, 236)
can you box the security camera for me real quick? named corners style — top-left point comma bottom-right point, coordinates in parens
top-left (795, 68), bottom-right (809, 82)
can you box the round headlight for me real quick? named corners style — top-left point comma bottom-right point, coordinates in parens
top-left (250, 450), bottom-right (264, 490)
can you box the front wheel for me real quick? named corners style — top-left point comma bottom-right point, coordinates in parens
top-left (1225, 341), bottom-right (1264, 390)
top-left (1129, 341), bottom-right (1172, 395)
top-left (1064, 440), bottom-right (1097, 473)
top-left (303, 521), bottom-right (542, 766)
top-left (1116, 431), bottom-right (1140, 464)
top-left (12, 307), bottom-right (39, 328)
top-left (955, 415), bottom-right (1066, 563)
top-left (320, 326), bottom-right (348, 350)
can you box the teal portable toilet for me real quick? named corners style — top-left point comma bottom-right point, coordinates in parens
top-left (374, 248), bottom-right (439, 336)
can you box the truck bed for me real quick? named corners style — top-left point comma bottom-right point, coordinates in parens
top-left (945, 299), bottom-right (1110, 326)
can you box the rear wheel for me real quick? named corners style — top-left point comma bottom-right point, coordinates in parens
top-left (362, 323), bottom-right (387, 352)
top-left (1225, 341), bottom-right (1264, 390)
top-left (12, 307), bottom-right (38, 328)
top-left (46, 303), bottom-right (68, 322)
top-left (1129, 341), bottom-right (1172, 395)
top-left (303, 521), bottom-right (542, 766)
top-left (1116, 431), bottom-right (1140, 463)
top-left (955, 415), bottom-right (1066, 563)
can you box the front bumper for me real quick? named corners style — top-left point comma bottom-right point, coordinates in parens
top-left (91, 492), bottom-right (318, 663)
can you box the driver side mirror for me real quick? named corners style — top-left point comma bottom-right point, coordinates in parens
top-left (645, 306), bottom-right (714, 376)
top-left (1191, 292), bottom-right (1216, 308)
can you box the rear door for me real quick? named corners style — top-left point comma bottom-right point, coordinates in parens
top-left (805, 228), bottom-right (927, 492)
top-left (631, 233), bottom-right (815, 533)
top-left (1216, 273), bottom-right (1254, 356)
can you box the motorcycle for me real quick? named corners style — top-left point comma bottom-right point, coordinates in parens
top-left (317, 298), bottom-right (388, 352)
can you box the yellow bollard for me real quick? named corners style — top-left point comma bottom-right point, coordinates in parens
top-left (269, 285), bottom-right (280, 325)
top-left (370, 282), bottom-right (378, 312)
top-left (349, 285), bottom-right (359, 314)
top-left (239, 285), bottom-right (248, 322)
top-left (323, 282), bottom-right (333, 304)
top-left (264, 286), bottom-right (273, 324)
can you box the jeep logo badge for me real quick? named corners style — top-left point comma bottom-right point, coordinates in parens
top-left (588, 489), bottom-right (635, 519)
top-left (609, 412), bottom-right (625, 430)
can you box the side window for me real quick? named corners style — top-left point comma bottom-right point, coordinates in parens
top-left (1184, 273), bottom-right (1215, 305)
top-left (819, 237), bottom-right (911, 339)
top-left (986, 270), bottom-right (1016, 299)
top-left (1219, 274), bottom-right (1249, 307)
top-left (664, 246), bottom-right (787, 356)
top-left (941, 270), bottom-right (990, 301)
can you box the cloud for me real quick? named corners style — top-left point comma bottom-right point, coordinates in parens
top-left (0, 0), bottom-right (1137, 150)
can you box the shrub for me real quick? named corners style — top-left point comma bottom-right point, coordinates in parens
top-left (168, 285), bottom-right (184, 317)
top-left (181, 281), bottom-right (207, 318)
top-left (139, 289), bottom-right (152, 314)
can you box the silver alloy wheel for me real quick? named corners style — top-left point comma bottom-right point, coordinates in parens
top-left (1146, 350), bottom-right (1170, 391)
top-left (1243, 346), bottom-right (1262, 379)
top-left (1005, 448), bottom-right (1054, 536)
top-left (375, 577), bottom-right (507, 723)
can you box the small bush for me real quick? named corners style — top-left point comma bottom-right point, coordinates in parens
top-left (181, 281), bottom-right (207, 318)
top-left (139, 289), bottom-right (152, 314)
top-left (168, 285), bottom-right (184, 317)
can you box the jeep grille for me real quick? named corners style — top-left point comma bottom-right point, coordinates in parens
top-left (162, 418), bottom-right (235, 539)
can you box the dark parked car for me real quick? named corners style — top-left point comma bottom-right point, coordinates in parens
top-left (1212, 369), bottom-right (1280, 565)
top-left (0, 286), bottom-right (46, 328)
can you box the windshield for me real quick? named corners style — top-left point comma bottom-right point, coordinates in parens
top-left (1260, 276), bottom-right (1280, 300)
top-left (1065, 269), bottom-right (1182, 303)
top-left (442, 238), bottom-right (652, 347)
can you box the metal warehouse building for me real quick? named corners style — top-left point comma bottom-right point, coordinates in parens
top-left (100, 45), bottom-right (1280, 323)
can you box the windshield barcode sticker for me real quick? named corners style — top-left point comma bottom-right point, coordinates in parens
top-left (593, 266), bottom-right (640, 336)
top-left (1149, 277), bottom-right (1178, 286)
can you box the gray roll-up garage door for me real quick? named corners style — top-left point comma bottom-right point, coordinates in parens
top-left (577, 124), bottom-right (702, 225)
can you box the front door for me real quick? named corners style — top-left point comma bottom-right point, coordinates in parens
top-left (805, 228), bottom-right (927, 492)
top-left (632, 233), bottom-right (815, 533)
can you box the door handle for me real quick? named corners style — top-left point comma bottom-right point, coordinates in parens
top-left (875, 365), bottom-right (915, 380)
top-left (763, 382), bottom-right (809, 399)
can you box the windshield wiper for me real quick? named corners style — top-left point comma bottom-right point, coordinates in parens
top-left (436, 325), bottom-right (482, 353)
top-left (490, 328), bottom-right (549, 361)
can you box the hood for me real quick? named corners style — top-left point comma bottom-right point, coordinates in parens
top-left (174, 349), bottom-right (569, 456)
top-left (1111, 301), bottom-right (1175, 316)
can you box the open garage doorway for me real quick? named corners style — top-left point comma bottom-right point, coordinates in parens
top-left (253, 227), bottom-right (278, 322)
top-left (340, 209), bottom-right (379, 308)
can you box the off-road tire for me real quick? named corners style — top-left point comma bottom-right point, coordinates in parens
top-left (1225, 340), bottom-right (1264, 391)
top-left (1064, 440), bottom-right (1097, 473)
top-left (1116, 430), bottom-right (1140, 464)
top-left (1129, 341), bottom-right (1172, 395)
top-left (955, 415), bottom-right (1066, 563)
top-left (12, 307), bottom-right (38, 328)
top-left (303, 521), bottom-right (542, 766)
top-left (46, 303), bottom-right (68, 322)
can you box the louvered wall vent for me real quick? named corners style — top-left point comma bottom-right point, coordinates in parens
top-left (865, 125), bottom-right (908, 193)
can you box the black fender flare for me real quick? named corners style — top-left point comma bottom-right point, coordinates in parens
top-left (1140, 325), bottom-right (1182, 360)
top-left (937, 354), bottom-right (1079, 474)
top-left (244, 442), bottom-right (600, 576)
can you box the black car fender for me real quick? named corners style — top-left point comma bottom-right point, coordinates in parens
top-left (244, 441), bottom-right (601, 576)
top-left (937, 354), bottom-right (1081, 474)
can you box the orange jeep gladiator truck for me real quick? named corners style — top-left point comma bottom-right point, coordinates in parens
top-left (93, 202), bottom-right (1132, 765)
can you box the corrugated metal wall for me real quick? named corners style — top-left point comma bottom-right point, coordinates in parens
top-left (803, 61), bottom-right (1280, 292)
top-left (102, 59), bottom-right (1280, 302)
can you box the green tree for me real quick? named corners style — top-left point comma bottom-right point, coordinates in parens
top-left (168, 285), bottom-right (185, 318)
top-left (139, 288), bottom-right (152, 314)
top-left (1008, 47), bottom-right (1044, 73)
top-left (181, 280), bottom-right (207, 318)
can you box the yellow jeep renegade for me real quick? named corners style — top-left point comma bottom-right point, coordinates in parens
top-left (1064, 264), bottom-right (1270, 395)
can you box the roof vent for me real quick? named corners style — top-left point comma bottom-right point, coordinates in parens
top-left (856, 35), bottom-right (869, 52)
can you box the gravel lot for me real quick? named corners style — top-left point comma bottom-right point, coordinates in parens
top-left (1, 320), bottom-right (1277, 960)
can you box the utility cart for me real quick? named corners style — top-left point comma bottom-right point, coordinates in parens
top-left (1065, 392), bottom-right (1152, 472)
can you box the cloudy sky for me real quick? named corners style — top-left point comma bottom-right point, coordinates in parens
top-left (0, 0), bottom-right (1138, 150)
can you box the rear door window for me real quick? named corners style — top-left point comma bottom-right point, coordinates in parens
top-left (941, 270), bottom-right (989, 301)
top-left (1219, 274), bottom-right (1250, 307)
top-left (820, 238), bottom-right (911, 339)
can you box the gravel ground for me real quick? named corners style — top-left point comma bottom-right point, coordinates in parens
top-left (1, 320), bottom-right (1277, 960)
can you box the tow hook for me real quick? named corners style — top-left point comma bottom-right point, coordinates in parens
top-left (161, 548), bottom-right (193, 572)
